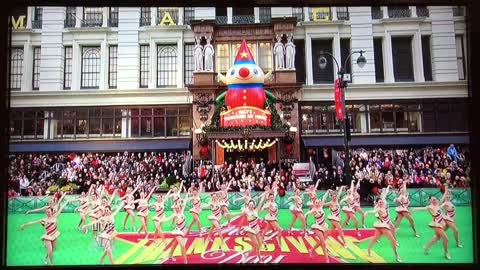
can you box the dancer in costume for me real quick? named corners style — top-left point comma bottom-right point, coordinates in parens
top-left (25, 192), bottom-right (67, 215)
top-left (340, 180), bottom-right (362, 236)
top-left (352, 179), bottom-right (367, 228)
top-left (71, 185), bottom-right (96, 233)
top-left (441, 185), bottom-right (463, 248)
top-left (161, 198), bottom-right (190, 264)
top-left (305, 179), bottom-right (321, 209)
top-left (324, 186), bottom-right (347, 246)
top-left (412, 196), bottom-right (452, 260)
top-left (231, 196), bottom-right (266, 262)
top-left (304, 191), bottom-right (331, 262)
top-left (167, 181), bottom-right (185, 206)
top-left (393, 180), bottom-right (420, 237)
top-left (260, 187), bottom-right (282, 246)
top-left (287, 187), bottom-right (307, 235)
top-left (232, 189), bottom-right (252, 235)
top-left (186, 187), bottom-right (203, 234)
top-left (119, 185), bottom-right (140, 231)
top-left (20, 200), bottom-right (70, 265)
top-left (133, 184), bottom-right (158, 238)
top-left (205, 192), bottom-right (228, 245)
top-left (364, 198), bottom-right (402, 262)
top-left (219, 180), bottom-right (233, 224)
top-left (82, 202), bottom-right (124, 265)
top-left (149, 190), bottom-right (172, 245)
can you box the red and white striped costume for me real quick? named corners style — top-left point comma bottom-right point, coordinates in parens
top-left (171, 214), bottom-right (187, 236)
top-left (328, 202), bottom-right (341, 222)
top-left (429, 207), bottom-right (445, 228)
top-left (443, 202), bottom-right (456, 222)
top-left (395, 195), bottom-right (410, 213)
top-left (189, 197), bottom-right (201, 214)
top-left (41, 219), bottom-right (60, 241)
top-left (289, 197), bottom-right (303, 213)
top-left (123, 195), bottom-right (134, 211)
top-left (208, 203), bottom-right (222, 221)
top-left (137, 200), bottom-right (149, 217)
top-left (243, 210), bottom-right (260, 234)
top-left (152, 203), bottom-right (165, 222)
top-left (98, 217), bottom-right (116, 250)
top-left (311, 209), bottom-right (328, 232)
top-left (342, 195), bottom-right (356, 214)
top-left (265, 202), bottom-right (278, 222)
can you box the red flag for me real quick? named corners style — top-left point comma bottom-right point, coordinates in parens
top-left (334, 79), bottom-right (344, 121)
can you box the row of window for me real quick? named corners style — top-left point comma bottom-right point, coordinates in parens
top-left (300, 99), bottom-right (468, 135)
top-left (9, 106), bottom-right (192, 140)
top-left (8, 33), bottom-right (466, 90)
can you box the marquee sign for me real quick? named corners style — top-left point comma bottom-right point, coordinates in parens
top-left (217, 40), bottom-right (275, 128)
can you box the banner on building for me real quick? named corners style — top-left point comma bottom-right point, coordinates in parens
top-left (334, 78), bottom-right (344, 121)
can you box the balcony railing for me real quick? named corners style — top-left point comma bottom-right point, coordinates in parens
top-left (388, 7), bottom-right (411, 18)
top-left (337, 10), bottom-right (349, 20)
top-left (140, 16), bottom-right (151, 26)
top-left (453, 6), bottom-right (465, 17)
top-left (215, 16), bottom-right (228, 24)
top-left (371, 7), bottom-right (383, 19)
top-left (232, 15), bottom-right (255, 24)
top-left (64, 17), bottom-right (76, 28)
top-left (416, 6), bottom-right (429, 18)
top-left (82, 18), bottom-right (103, 27)
top-left (32, 20), bottom-right (42, 29)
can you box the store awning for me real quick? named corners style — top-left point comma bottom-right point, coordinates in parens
top-left (302, 134), bottom-right (470, 147)
top-left (9, 139), bottom-right (191, 153)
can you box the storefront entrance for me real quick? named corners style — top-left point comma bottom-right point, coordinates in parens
top-left (224, 148), bottom-right (269, 164)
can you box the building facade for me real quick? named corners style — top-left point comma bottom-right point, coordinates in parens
top-left (8, 6), bottom-right (469, 163)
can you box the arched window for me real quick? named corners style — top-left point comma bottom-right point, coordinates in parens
top-left (157, 45), bottom-right (177, 87)
top-left (81, 47), bottom-right (101, 89)
top-left (10, 48), bottom-right (24, 90)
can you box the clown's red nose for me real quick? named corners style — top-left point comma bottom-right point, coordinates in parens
top-left (239, 67), bottom-right (250, 78)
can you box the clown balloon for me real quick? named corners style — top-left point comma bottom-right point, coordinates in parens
top-left (217, 39), bottom-right (275, 128)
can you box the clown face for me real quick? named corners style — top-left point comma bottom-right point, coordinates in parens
top-left (225, 64), bottom-right (265, 85)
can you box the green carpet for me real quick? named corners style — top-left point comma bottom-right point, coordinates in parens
top-left (7, 207), bottom-right (473, 265)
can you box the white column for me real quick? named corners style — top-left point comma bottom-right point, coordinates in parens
top-left (71, 40), bottom-right (81, 90)
top-left (149, 39), bottom-right (156, 88)
top-left (43, 111), bottom-right (50, 139)
top-left (48, 112), bottom-right (58, 139)
top-left (227, 7), bottom-right (232, 24)
top-left (121, 109), bottom-right (129, 138)
top-left (360, 113), bottom-right (367, 133)
top-left (177, 37), bottom-right (184, 88)
top-left (430, 6), bottom-right (458, 81)
top-left (350, 7), bottom-right (376, 84)
top-left (304, 7), bottom-right (310, 21)
top-left (39, 7), bottom-right (66, 91)
top-left (102, 7), bottom-right (108, 27)
top-left (254, 7), bottom-right (259, 23)
top-left (99, 39), bottom-right (108, 89)
top-left (151, 7), bottom-right (157, 26)
top-left (383, 32), bottom-right (395, 83)
top-left (413, 31), bottom-right (425, 82)
top-left (178, 8), bottom-right (184, 25)
top-left (26, 7), bottom-right (33, 29)
top-left (76, 7), bottom-right (83, 27)
top-left (117, 7), bottom-right (140, 89)
top-left (331, 7), bottom-right (338, 21)
top-left (411, 6), bottom-right (417, 18)
top-left (381, 6), bottom-right (388, 19)
top-left (333, 33), bottom-right (341, 74)
top-left (22, 42), bottom-right (33, 91)
top-left (305, 35), bottom-right (313, 85)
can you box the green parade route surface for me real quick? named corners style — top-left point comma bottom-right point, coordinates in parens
top-left (7, 207), bottom-right (473, 265)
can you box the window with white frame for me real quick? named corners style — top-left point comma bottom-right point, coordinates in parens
top-left (216, 43), bottom-right (230, 73)
top-left (82, 7), bottom-right (103, 27)
top-left (64, 46), bottom-right (73, 89)
top-left (157, 45), bottom-right (178, 87)
top-left (32, 47), bottom-right (41, 90)
top-left (139, 45), bottom-right (150, 88)
top-left (9, 48), bottom-right (24, 90)
top-left (184, 43), bottom-right (194, 85)
top-left (456, 35), bottom-right (466, 80)
top-left (65, 7), bottom-right (76, 27)
top-left (140, 7), bottom-right (151, 26)
top-left (258, 42), bottom-right (272, 73)
top-left (109, 45), bottom-right (118, 88)
top-left (81, 46), bottom-right (101, 89)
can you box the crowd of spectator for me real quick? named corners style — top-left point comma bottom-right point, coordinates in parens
top-left (8, 144), bottom-right (471, 199)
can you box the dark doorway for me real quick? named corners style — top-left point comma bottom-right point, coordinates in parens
top-left (225, 149), bottom-right (268, 164)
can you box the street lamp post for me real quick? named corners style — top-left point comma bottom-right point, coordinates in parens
top-left (318, 50), bottom-right (366, 185)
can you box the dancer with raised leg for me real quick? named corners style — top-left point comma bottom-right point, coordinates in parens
top-left (305, 191), bottom-right (331, 262)
top-left (324, 186), bottom-right (347, 247)
top-left (119, 185), bottom-right (140, 231)
top-left (287, 187), bottom-right (307, 235)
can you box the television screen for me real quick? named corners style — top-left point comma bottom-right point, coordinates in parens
top-left (6, 5), bottom-right (473, 266)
